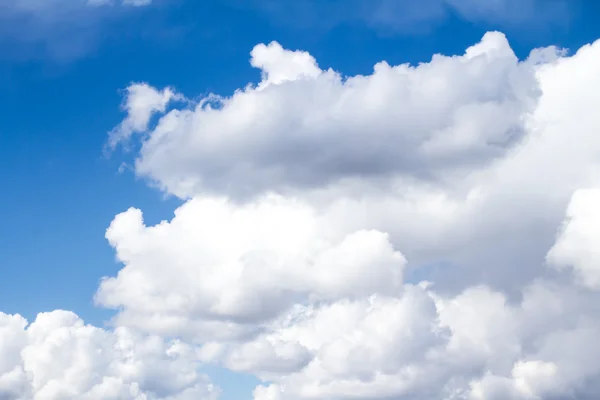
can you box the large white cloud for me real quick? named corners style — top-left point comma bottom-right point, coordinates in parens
top-left (114, 31), bottom-right (540, 200)
top-left (100, 31), bottom-right (600, 399)
top-left (109, 33), bottom-right (600, 294)
top-left (0, 310), bottom-right (218, 400)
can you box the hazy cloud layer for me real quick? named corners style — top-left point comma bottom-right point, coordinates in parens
top-left (241, 0), bottom-right (570, 34)
top-left (0, 0), bottom-right (153, 61)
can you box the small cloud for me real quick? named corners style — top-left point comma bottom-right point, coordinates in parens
top-left (108, 83), bottom-right (184, 150)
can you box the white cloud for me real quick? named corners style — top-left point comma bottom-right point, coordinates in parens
top-left (92, 195), bottom-right (600, 400)
top-left (109, 83), bottom-right (183, 149)
top-left (113, 31), bottom-right (539, 200)
top-left (0, 310), bottom-right (218, 400)
top-left (100, 32), bottom-right (600, 399)
top-left (250, 41), bottom-right (322, 87)
top-left (108, 33), bottom-right (600, 294)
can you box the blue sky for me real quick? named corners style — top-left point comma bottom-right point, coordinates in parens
top-left (2, 1), bottom-right (600, 399)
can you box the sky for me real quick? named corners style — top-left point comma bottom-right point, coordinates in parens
top-left (2, 0), bottom-right (600, 399)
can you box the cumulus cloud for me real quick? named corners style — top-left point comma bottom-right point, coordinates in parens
top-left (246, 280), bottom-right (600, 400)
top-left (108, 33), bottom-right (600, 292)
top-left (100, 31), bottom-right (600, 399)
top-left (94, 187), bottom-right (600, 399)
top-left (0, 310), bottom-right (218, 400)
top-left (112, 32), bottom-right (540, 200)
top-left (97, 195), bottom-right (406, 340)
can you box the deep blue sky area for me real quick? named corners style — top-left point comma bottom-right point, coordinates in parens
top-left (1, 1), bottom-right (599, 398)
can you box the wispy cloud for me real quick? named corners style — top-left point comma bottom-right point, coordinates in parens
top-left (0, 0), bottom-right (154, 62)
top-left (243, 0), bottom-right (570, 35)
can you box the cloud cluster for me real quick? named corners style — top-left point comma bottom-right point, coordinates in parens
top-left (95, 190), bottom-right (600, 400)
top-left (100, 32), bottom-right (600, 399)
top-left (111, 32), bottom-right (600, 293)
top-left (245, 278), bottom-right (600, 400)
top-left (0, 310), bottom-right (217, 400)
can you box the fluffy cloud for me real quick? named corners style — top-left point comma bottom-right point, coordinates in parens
top-left (110, 33), bottom-right (600, 293)
top-left (97, 195), bottom-right (405, 341)
top-left (100, 31), bottom-right (600, 400)
top-left (114, 32), bottom-right (539, 200)
top-left (0, 310), bottom-right (218, 400)
top-left (108, 83), bottom-right (183, 149)
top-left (90, 176), bottom-right (600, 400)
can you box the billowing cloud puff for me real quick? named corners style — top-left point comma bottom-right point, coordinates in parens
top-left (97, 195), bottom-right (406, 340)
top-left (238, 279), bottom-right (600, 400)
top-left (113, 32), bottom-right (541, 200)
top-left (0, 310), bottom-right (218, 400)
